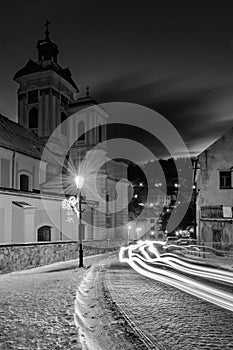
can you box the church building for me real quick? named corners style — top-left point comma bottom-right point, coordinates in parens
top-left (0, 23), bottom-right (128, 244)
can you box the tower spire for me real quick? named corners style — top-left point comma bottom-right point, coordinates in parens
top-left (36, 21), bottom-right (59, 63)
top-left (45, 20), bottom-right (50, 39)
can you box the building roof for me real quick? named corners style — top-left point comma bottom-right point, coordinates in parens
top-left (0, 113), bottom-right (45, 160)
top-left (13, 59), bottom-right (79, 91)
top-left (198, 126), bottom-right (233, 159)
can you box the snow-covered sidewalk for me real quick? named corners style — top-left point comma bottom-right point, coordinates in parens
top-left (0, 252), bottom-right (117, 350)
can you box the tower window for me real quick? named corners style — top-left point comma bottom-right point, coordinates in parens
top-left (77, 121), bottom-right (85, 142)
top-left (61, 95), bottom-right (68, 108)
top-left (61, 112), bottom-right (67, 136)
top-left (28, 90), bottom-right (38, 104)
top-left (20, 174), bottom-right (29, 192)
top-left (38, 226), bottom-right (51, 241)
top-left (28, 107), bottom-right (38, 129)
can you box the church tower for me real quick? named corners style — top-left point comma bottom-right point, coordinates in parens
top-left (13, 22), bottom-right (128, 243)
top-left (13, 21), bottom-right (79, 142)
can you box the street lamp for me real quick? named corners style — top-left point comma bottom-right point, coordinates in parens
top-left (136, 227), bottom-right (142, 239)
top-left (127, 224), bottom-right (132, 245)
top-left (75, 175), bottom-right (85, 268)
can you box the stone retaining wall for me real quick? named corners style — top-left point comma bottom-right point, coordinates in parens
top-left (0, 241), bottom-right (120, 274)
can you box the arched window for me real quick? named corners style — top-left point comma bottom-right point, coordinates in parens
top-left (29, 107), bottom-right (38, 129)
top-left (99, 124), bottom-right (102, 142)
top-left (37, 226), bottom-right (51, 241)
top-left (77, 121), bottom-right (85, 142)
top-left (61, 112), bottom-right (67, 136)
top-left (20, 174), bottom-right (29, 191)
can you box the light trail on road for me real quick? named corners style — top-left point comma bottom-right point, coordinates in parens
top-left (119, 241), bottom-right (233, 312)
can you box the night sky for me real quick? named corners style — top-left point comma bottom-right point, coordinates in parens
top-left (1, 1), bottom-right (233, 159)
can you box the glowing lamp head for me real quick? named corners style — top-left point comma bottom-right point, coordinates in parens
top-left (75, 175), bottom-right (84, 189)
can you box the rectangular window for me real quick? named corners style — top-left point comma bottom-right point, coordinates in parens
top-left (1, 158), bottom-right (10, 188)
top-left (219, 171), bottom-right (231, 189)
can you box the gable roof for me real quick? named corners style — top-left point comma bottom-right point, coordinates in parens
top-left (0, 114), bottom-right (45, 159)
top-left (198, 126), bottom-right (233, 158)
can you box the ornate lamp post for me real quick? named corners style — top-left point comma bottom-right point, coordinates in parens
top-left (62, 176), bottom-right (85, 267)
top-left (62, 175), bottom-right (98, 267)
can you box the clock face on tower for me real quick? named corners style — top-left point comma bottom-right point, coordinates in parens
top-left (28, 90), bottom-right (38, 104)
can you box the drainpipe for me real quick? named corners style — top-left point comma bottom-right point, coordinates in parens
top-left (12, 151), bottom-right (15, 188)
top-left (91, 207), bottom-right (94, 239)
top-left (60, 204), bottom-right (63, 241)
top-left (192, 157), bottom-right (199, 243)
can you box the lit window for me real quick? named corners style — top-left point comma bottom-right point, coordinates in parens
top-left (220, 171), bottom-right (231, 189)
top-left (29, 107), bottom-right (38, 129)
top-left (20, 174), bottom-right (29, 191)
top-left (38, 226), bottom-right (51, 241)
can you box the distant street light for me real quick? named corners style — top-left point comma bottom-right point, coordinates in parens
top-left (136, 227), bottom-right (142, 239)
top-left (75, 175), bottom-right (85, 268)
top-left (127, 224), bottom-right (132, 244)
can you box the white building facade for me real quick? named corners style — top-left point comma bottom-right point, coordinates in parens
top-left (0, 26), bottom-right (128, 244)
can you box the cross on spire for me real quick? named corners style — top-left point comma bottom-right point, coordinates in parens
top-left (45, 20), bottom-right (50, 38)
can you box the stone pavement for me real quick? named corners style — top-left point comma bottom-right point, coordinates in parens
top-left (0, 253), bottom-right (114, 350)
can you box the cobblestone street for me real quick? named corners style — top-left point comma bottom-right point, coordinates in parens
top-left (103, 262), bottom-right (233, 350)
